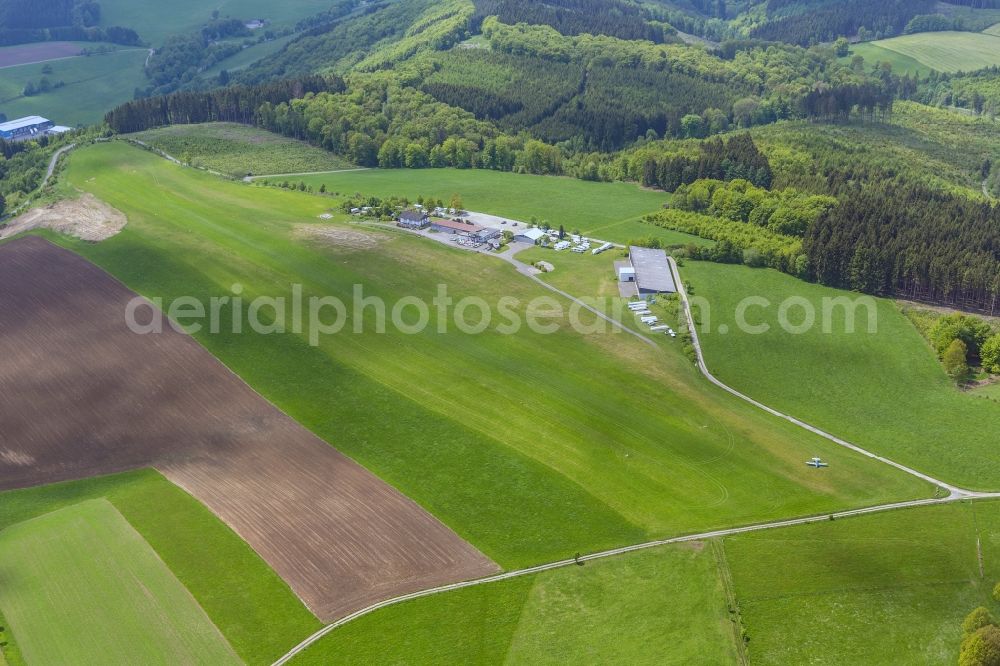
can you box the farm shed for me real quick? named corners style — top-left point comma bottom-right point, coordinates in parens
top-left (629, 246), bottom-right (676, 294)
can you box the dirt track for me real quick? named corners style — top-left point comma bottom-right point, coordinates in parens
top-left (0, 237), bottom-right (498, 621)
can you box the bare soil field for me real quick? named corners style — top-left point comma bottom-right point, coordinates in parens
top-left (1, 194), bottom-right (127, 242)
top-left (0, 42), bottom-right (83, 68)
top-left (0, 236), bottom-right (498, 621)
top-left (294, 224), bottom-right (383, 251)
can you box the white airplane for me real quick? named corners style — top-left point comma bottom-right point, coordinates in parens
top-left (806, 457), bottom-right (829, 468)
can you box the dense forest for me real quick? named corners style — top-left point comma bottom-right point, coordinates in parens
top-left (0, 0), bottom-right (139, 46)
top-left (749, 0), bottom-right (935, 44)
top-left (805, 181), bottom-right (1000, 312)
top-left (104, 76), bottom-right (339, 133)
top-left (471, 0), bottom-right (666, 42)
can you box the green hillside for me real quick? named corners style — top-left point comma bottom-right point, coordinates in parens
top-left (55, 142), bottom-right (929, 570)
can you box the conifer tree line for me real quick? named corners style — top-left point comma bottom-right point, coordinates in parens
top-left (804, 181), bottom-right (1000, 313)
top-left (750, 0), bottom-right (935, 45)
top-left (638, 134), bottom-right (774, 192)
top-left (104, 77), bottom-right (340, 134)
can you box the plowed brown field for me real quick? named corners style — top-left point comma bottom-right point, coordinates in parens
top-left (0, 236), bottom-right (498, 621)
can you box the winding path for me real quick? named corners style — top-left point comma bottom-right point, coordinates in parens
top-left (269, 241), bottom-right (1000, 665)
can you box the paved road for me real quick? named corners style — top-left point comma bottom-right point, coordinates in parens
top-left (666, 257), bottom-right (982, 499)
top-left (2, 142), bottom-right (76, 221)
top-left (272, 491), bottom-right (995, 665)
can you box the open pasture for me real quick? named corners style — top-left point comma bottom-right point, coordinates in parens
top-left (294, 167), bottom-right (672, 243)
top-left (0, 48), bottom-right (147, 127)
top-left (0, 468), bottom-right (322, 664)
top-left (98, 0), bottom-right (335, 46)
top-left (870, 31), bottom-right (1000, 73)
top-left (0, 499), bottom-right (240, 665)
top-left (49, 142), bottom-right (932, 573)
top-left (132, 123), bottom-right (354, 177)
top-left (0, 235), bottom-right (497, 622)
top-left (682, 260), bottom-right (1000, 489)
top-left (840, 42), bottom-right (932, 77)
top-left (293, 542), bottom-right (740, 664)
top-left (725, 500), bottom-right (1000, 664)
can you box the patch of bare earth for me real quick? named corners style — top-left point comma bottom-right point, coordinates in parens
top-left (295, 224), bottom-right (383, 251)
top-left (0, 237), bottom-right (498, 621)
top-left (1, 194), bottom-right (127, 242)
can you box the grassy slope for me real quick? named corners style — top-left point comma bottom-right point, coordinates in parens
top-left (683, 260), bottom-right (1000, 489)
top-left (987, 23), bottom-right (1000, 37)
top-left (872, 31), bottom-right (1000, 73)
top-left (132, 123), bottom-right (354, 176)
top-left (54, 143), bottom-right (928, 568)
top-left (0, 49), bottom-right (147, 126)
top-left (98, 0), bottom-right (333, 45)
top-left (840, 42), bottom-right (932, 76)
top-left (294, 168), bottom-right (675, 243)
top-left (726, 500), bottom-right (1000, 665)
top-left (0, 499), bottom-right (241, 665)
top-left (0, 470), bottom-right (320, 665)
top-left (293, 543), bottom-right (739, 664)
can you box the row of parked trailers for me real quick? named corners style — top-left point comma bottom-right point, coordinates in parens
top-left (628, 301), bottom-right (677, 338)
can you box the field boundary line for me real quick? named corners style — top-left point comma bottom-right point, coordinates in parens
top-left (271, 495), bottom-right (996, 665)
top-left (0, 47), bottom-right (147, 70)
top-left (245, 167), bottom-right (368, 181)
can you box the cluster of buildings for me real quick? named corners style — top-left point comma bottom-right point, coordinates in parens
top-left (397, 210), bottom-right (501, 248)
top-left (394, 211), bottom-right (676, 300)
top-left (0, 116), bottom-right (71, 141)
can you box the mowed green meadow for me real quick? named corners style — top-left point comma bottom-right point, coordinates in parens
top-left (0, 48), bottom-right (147, 127)
top-left (132, 123), bottom-right (354, 177)
top-left (0, 470), bottom-right (320, 665)
top-left (294, 542), bottom-right (740, 664)
top-left (840, 42), bottom-right (932, 77)
top-left (682, 261), bottom-right (1000, 489)
top-left (0, 499), bottom-right (240, 665)
top-left (726, 500), bottom-right (1000, 664)
top-left (55, 143), bottom-right (929, 572)
top-left (870, 31), bottom-right (1000, 73)
top-left (98, 0), bottom-right (333, 45)
top-left (293, 167), bottom-right (675, 243)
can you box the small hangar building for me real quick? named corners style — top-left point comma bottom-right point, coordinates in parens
top-left (628, 246), bottom-right (677, 294)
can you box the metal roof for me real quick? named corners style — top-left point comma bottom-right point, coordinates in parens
top-left (517, 228), bottom-right (546, 241)
top-left (432, 218), bottom-right (485, 233)
top-left (629, 246), bottom-right (676, 293)
top-left (0, 116), bottom-right (50, 132)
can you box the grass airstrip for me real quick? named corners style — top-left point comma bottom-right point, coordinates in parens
top-left (56, 142), bottom-right (929, 569)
